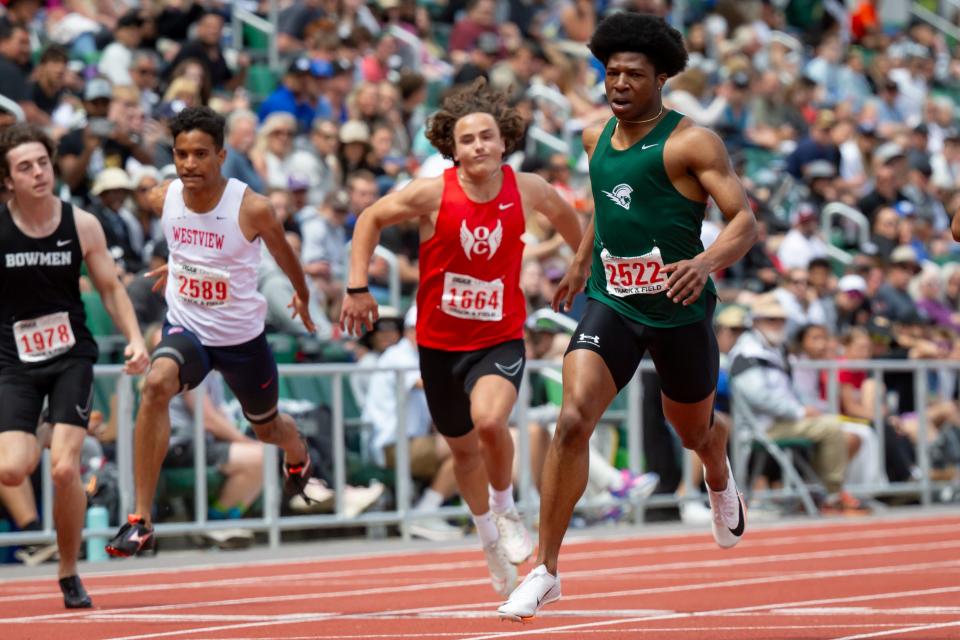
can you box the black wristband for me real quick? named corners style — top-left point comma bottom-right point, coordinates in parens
top-left (346, 286), bottom-right (369, 295)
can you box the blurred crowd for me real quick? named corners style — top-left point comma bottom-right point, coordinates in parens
top-left (3, 0), bottom-right (960, 553)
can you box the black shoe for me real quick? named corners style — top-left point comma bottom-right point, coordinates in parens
top-left (105, 515), bottom-right (156, 558)
top-left (59, 575), bottom-right (92, 609)
top-left (283, 452), bottom-right (313, 500)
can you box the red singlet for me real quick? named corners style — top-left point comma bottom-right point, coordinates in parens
top-left (416, 166), bottom-right (526, 351)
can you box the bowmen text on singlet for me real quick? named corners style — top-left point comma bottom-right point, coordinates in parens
top-left (586, 110), bottom-right (717, 327)
top-left (0, 201), bottom-right (98, 368)
top-left (163, 178), bottom-right (267, 347)
top-left (416, 166), bottom-right (526, 351)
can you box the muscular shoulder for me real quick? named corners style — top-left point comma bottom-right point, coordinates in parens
top-left (666, 122), bottom-right (728, 169)
top-left (73, 206), bottom-right (107, 254)
top-left (582, 121), bottom-right (608, 158)
top-left (393, 175), bottom-right (443, 214)
top-left (515, 171), bottom-right (551, 200)
top-left (240, 186), bottom-right (273, 218)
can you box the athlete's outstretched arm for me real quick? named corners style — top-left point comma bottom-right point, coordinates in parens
top-left (663, 128), bottom-right (758, 306)
top-left (340, 177), bottom-right (441, 335)
top-left (243, 192), bottom-right (316, 333)
top-left (76, 210), bottom-right (149, 375)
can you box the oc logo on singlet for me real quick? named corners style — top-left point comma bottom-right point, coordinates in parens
top-left (459, 220), bottom-right (503, 260)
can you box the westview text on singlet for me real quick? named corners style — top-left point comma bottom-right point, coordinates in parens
top-left (163, 178), bottom-right (267, 347)
top-left (416, 166), bottom-right (526, 351)
top-left (0, 201), bottom-right (98, 368)
top-left (587, 111), bottom-right (716, 327)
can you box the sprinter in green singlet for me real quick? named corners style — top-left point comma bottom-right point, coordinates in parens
top-left (499, 12), bottom-right (759, 621)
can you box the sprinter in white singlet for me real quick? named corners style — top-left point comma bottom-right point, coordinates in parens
top-left (106, 106), bottom-right (317, 558)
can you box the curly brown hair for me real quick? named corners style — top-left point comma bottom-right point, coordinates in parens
top-left (0, 123), bottom-right (56, 185)
top-left (425, 78), bottom-right (525, 161)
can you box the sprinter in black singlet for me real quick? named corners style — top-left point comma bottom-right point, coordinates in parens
top-left (0, 124), bottom-right (148, 609)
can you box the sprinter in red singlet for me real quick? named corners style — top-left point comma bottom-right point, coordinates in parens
top-left (341, 79), bottom-right (582, 596)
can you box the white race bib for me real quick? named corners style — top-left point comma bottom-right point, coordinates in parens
top-left (13, 311), bottom-right (76, 363)
top-left (601, 246), bottom-right (667, 297)
top-left (441, 272), bottom-right (504, 321)
top-left (172, 262), bottom-right (230, 307)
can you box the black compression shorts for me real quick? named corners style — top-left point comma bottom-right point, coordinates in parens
top-left (0, 357), bottom-right (94, 432)
top-left (418, 339), bottom-right (525, 438)
top-left (566, 296), bottom-right (719, 403)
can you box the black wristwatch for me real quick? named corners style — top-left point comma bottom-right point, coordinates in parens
top-left (346, 286), bottom-right (369, 295)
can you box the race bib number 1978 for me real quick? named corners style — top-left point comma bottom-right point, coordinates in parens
top-left (441, 272), bottom-right (503, 321)
top-left (601, 246), bottom-right (667, 297)
top-left (13, 311), bottom-right (76, 363)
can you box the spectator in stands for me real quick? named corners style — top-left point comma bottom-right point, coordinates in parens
top-left (777, 202), bottom-right (828, 270)
top-left (773, 267), bottom-right (829, 341)
top-left (302, 188), bottom-right (352, 322)
top-left (904, 157), bottom-right (950, 236)
top-left (28, 45), bottom-right (68, 122)
top-left (258, 57), bottom-right (331, 133)
top-left (222, 109), bottom-right (264, 194)
top-left (0, 21), bottom-right (43, 124)
top-left (337, 120), bottom-right (377, 179)
top-left (931, 129), bottom-right (960, 192)
top-left (345, 168), bottom-right (380, 229)
top-left (786, 109), bottom-right (841, 180)
top-left (858, 142), bottom-right (909, 223)
top-left (58, 78), bottom-right (153, 204)
top-left (252, 112), bottom-right (322, 196)
top-left (129, 166), bottom-right (162, 255)
top-left (363, 307), bottom-right (462, 541)
top-left (873, 245), bottom-right (922, 322)
top-left (728, 295), bottom-right (868, 514)
top-left (349, 308), bottom-right (403, 408)
top-left (871, 206), bottom-right (902, 258)
top-left (127, 239), bottom-right (167, 331)
top-left (277, 0), bottom-right (326, 55)
top-left (839, 122), bottom-right (878, 196)
top-left (129, 51), bottom-right (161, 117)
top-left (915, 265), bottom-right (960, 332)
top-left (449, 0), bottom-right (499, 65)
top-left (490, 40), bottom-right (543, 101)
top-left (166, 10), bottom-right (245, 92)
top-left (452, 31), bottom-right (500, 86)
top-left (807, 257), bottom-right (837, 332)
top-left (97, 10), bottom-right (142, 86)
top-left (308, 118), bottom-right (343, 198)
top-left (835, 273), bottom-right (871, 333)
top-left (727, 219), bottom-right (779, 293)
top-left (89, 168), bottom-right (143, 275)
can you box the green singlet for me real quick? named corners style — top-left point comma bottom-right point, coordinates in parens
top-left (586, 110), bottom-right (717, 328)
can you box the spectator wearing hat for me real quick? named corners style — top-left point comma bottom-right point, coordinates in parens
top-left (835, 274), bottom-right (871, 334)
top-left (259, 56), bottom-right (332, 133)
top-left (0, 21), bottom-right (42, 124)
top-left (165, 10), bottom-right (246, 92)
top-left (785, 109), bottom-right (840, 179)
top-left (857, 142), bottom-right (908, 223)
top-left (337, 120), bottom-right (377, 178)
top-left (728, 295), bottom-right (863, 513)
top-left (222, 109), bottom-right (265, 194)
top-left (97, 10), bottom-right (142, 86)
top-left (777, 202), bottom-right (828, 270)
top-left (252, 112), bottom-right (323, 197)
top-left (58, 77), bottom-right (153, 204)
top-left (873, 245), bottom-right (922, 323)
top-left (89, 167), bottom-right (143, 275)
top-left (802, 159), bottom-right (839, 210)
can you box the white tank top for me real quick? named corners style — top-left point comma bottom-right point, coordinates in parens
top-left (162, 178), bottom-right (267, 346)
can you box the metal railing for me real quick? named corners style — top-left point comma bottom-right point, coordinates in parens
top-left (342, 243), bottom-right (402, 312)
top-left (232, 4), bottom-right (280, 72)
top-left (1, 357), bottom-right (956, 550)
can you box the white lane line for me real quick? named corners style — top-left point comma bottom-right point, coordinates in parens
top-left (459, 582), bottom-right (960, 640)
top-left (2, 517), bottom-right (956, 589)
top-left (2, 531), bottom-right (957, 612)
top-left (93, 562), bottom-right (960, 640)
top-left (832, 620), bottom-right (960, 639)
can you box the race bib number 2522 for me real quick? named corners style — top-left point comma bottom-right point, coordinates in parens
top-left (601, 246), bottom-right (667, 297)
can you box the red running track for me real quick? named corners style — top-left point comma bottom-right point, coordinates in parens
top-left (1, 514), bottom-right (959, 640)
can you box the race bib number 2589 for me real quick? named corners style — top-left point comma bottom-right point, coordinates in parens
top-left (172, 262), bottom-right (230, 307)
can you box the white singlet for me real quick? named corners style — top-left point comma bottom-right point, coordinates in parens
top-left (163, 178), bottom-right (267, 346)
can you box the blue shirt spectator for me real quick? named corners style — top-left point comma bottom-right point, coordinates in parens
top-left (258, 57), bottom-right (332, 133)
